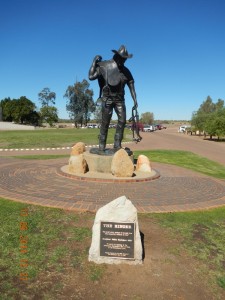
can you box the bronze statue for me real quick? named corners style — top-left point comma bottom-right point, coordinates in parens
top-left (89, 45), bottom-right (139, 153)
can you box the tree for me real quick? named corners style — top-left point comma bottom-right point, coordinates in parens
top-left (0, 97), bottom-right (12, 121)
top-left (38, 87), bottom-right (58, 126)
top-left (1, 96), bottom-right (38, 124)
top-left (40, 106), bottom-right (58, 127)
top-left (25, 111), bottom-right (41, 126)
top-left (191, 96), bottom-right (225, 138)
top-left (204, 108), bottom-right (225, 140)
top-left (140, 112), bottom-right (154, 124)
top-left (192, 96), bottom-right (214, 132)
top-left (198, 96), bottom-right (215, 114)
top-left (191, 110), bottom-right (207, 132)
top-left (38, 87), bottom-right (56, 107)
top-left (15, 96), bottom-right (37, 124)
top-left (214, 108), bottom-right (225, 139)
top-left (65, 79), bottom-right (95, 127)
top-left (215, 98), bottom-right (224, 110)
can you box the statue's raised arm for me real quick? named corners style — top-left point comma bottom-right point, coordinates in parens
top-left (89, 55), bottom-right (102, 81)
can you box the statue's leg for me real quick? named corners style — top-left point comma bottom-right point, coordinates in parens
top-left (114, 100), bottom-right (126, 150)
top-left (99, 99), bottom-right (112, 151)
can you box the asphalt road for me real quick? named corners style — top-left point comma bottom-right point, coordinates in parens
top-left (131, 126), bottom-right (225, 166)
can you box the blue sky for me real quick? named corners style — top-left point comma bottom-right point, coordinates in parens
top-left (1, 0), bottom-right (225, 121)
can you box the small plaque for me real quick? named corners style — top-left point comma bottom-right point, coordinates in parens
top-left (100, 221), bottom-right (135, 259)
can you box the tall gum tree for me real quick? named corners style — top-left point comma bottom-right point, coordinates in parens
top-left (65, 79), bottom-right (95, 127)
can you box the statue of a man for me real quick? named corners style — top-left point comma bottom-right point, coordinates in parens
top-left (89, 45), bottom-right (138, 152)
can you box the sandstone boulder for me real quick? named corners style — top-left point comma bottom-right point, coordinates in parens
top-left (136, 155), bottom-right (151, 173)
top-left (70, 142), bottom-right (86, 156)
top-left (68, 154), bottom-right (88, 174)
top-left (111, 149), bottom-right (134, 177)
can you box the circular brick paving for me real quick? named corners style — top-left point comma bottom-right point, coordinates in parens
top-left (0, 157), bottom-right (225, 212)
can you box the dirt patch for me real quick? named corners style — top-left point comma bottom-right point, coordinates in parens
top-left (192, 224), bottom-right (209, 243)
top-left (41, 216), bottom-right (224, 299)
top-left (8, 213), bottom-right (225, 300)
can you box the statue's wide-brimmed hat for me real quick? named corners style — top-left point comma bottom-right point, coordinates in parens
top-left (112, 45), bottom-right (133, 58)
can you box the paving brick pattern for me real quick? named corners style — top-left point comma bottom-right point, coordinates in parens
top-left (0, 156), bottom-right (225, 213)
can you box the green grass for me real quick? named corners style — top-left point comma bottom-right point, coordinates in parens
top-left (0, 198), bottom-right (105, 299)
top-left (134, 150), bottom-right (225, 179)
top-left (1, 197), bottom-right (225, 297)
top-left (0, 128), bottom-right (131, 149)
top-left (11, 154), bottom-right (69, 160)
top-left (148, 207), bottom-right (225, 290)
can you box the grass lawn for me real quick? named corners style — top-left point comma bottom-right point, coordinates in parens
top-left (0, 128), bottom-right (131, 149)
top-left (0, 198), bottom-right (103, 299)
top-left (150, 207), bottom-right (225, 290)
top-left (134, 150), bottom-right (225, 179)
top-left (0, 198), bottom-right (225, 299)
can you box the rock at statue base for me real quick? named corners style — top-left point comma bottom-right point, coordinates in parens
top-left (111, 149), bottom-right (134, 177)
top-left (68, 154), bottom-right (88, 174)
top-left (136, 155), bottom-right (152, 173)
top-left (89, 195), bottom-right (143, 265)
top-left (70, 142), bottom-right (86, 156)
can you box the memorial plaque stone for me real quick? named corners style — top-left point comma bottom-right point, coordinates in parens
top-left (100, 221), bottom-right (135, 259)
top-left (89, 195), bottom-right (143, 265)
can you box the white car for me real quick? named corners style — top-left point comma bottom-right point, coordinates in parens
top-left (143, 125), bottom-right (154, 132)
top-left (88, 124), bottom-right (97, 128)
top-left (178, 125), bottom-right (188, 133)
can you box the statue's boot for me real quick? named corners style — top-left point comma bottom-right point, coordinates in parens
top-left (99, 134), bottom-right (107, 151)
top-left (114, 133), bottom-right (123, 150)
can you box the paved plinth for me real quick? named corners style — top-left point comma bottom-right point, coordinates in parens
top-left (0, 156), bottom-right (225, 213)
